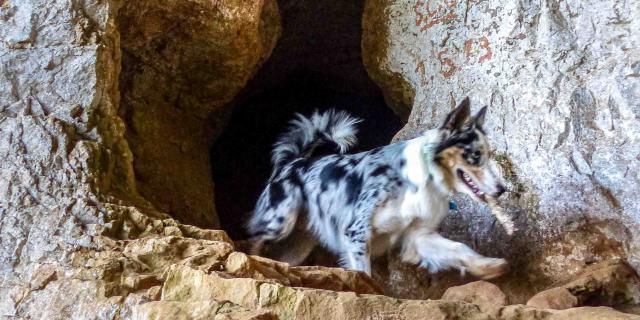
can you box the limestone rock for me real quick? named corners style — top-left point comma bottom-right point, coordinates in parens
top-left (547, 307), bottom-right (640, 320)
top-left (123, 236), bottom-right (235, 273)
top-left (499, 305), bottom-right (640, 320)
top-left (162, 264), bottom-right (492, 320)
top-left (224, 252), bottom-right (382, 294)
top-left (527, 287), bottom-right (578, 310)
top-left (442, 280), bottom-right (508, 314)
top-left (131, 301), bottom-right (275, 320)
top-left (0, 0), bottom-right (279, 317)
top-left (362, 0), bottom-right (640, 300)
top-left (561, 262), bottom-right (640, 307)
top-left (525, 261), bottom-right (639, 312)
top-left (117, 0), bottom-right (281, 228)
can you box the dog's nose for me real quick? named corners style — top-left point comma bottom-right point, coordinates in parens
top-left (495, 184), bottom-right (506, 197)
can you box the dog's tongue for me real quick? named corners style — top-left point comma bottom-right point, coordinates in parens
top-left (486, 196), bottom-right (516, 235)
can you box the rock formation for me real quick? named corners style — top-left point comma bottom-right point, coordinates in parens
top-left (363, 0), bottom-right (640, 303)
top-left (118, 0), bottom-right (280, 227)
top-left (0, 0), bottom-right (639, 318)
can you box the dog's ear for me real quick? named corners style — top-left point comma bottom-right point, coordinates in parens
top-left (441, 97), bottom-right (471, 131)
top-left (472, 106), bottom-right (487, 128)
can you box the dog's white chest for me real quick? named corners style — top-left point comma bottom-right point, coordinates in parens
top-left (370, 185), bottom-right (449, 255)
top-left (372, 186), bottom-right (448, 232)
top-left (370, 134), bottom-right (450, 255)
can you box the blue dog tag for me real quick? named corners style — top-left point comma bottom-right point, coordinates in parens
top-left (449, 200), bottom-right (458, 211)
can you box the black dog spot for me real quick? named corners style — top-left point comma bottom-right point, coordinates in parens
top-left (320, 162), bottom-right (347, 191)
top-left (345, 173), bottom-right (363, 204)
top-left (436, 129), bottom-right (479, 153)
top-left (268, 182), bottom-right (285, 207)
top-left (370, 165), bottom-right (390, 177)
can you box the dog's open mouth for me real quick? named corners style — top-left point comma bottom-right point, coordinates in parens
top-left (457, 169), bottom-right (486, 202)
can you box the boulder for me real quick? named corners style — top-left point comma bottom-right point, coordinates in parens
top-left (527, 287), bottom-right (579, 310)
top-left (162, 264), bottom-right (492, 320)
top-left (526, 261), bottom-right (639, 311)
top-left (131, 301), bottom-right (276, 320)
top-left (562, 261), bottom-right (640, 307)
top-left (0, 0), bottom-right (279, 317)
top-left (363, 0), bottom-right (640, 300)
top-left (224, 252), bottom-right (383, 294)
top-left (118, 0), bottom-right (281, 228)
top-left (499, 305), bottom-right (640, 320)
top-left (443, 280), bottom-right (508, 314)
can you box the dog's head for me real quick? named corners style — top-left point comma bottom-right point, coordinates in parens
top-left (434, 97), bottom-right (505, 203)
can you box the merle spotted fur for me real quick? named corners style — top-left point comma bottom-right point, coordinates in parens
top-left (248, 98), bottom-right (510, 278)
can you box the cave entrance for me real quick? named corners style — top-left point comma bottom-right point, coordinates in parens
top-left (211, 0), bottom-right (404, 240)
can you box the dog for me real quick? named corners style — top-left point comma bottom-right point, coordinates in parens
top-left (247, 97), bottom-right (510, 279)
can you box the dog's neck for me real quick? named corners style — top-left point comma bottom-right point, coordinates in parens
top-left (403, 130), bottom-right (452, 196)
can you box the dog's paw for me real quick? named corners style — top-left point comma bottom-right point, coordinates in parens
top-left (467, 257), bottom-right (509, 280)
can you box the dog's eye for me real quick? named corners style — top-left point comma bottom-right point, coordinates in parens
top-left (471, 151), bottom-right (481, 159)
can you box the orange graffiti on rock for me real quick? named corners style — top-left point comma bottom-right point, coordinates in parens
top-left (478, 37), bottom-right (492, 63)
top-left (437, 49), bottom-right (457, 78)
top-left (414, 0), bottom-right (458, 31)
top-left (463, 36), bottom-right (493, 64)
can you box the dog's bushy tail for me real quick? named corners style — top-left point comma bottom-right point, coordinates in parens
top-left (247, 110), bottom-right (360, 257)
top-left (271, 109), bottom-right (361, 168)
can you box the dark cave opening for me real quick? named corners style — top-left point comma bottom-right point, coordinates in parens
top-left (210, 0), bottom-right (404, 241)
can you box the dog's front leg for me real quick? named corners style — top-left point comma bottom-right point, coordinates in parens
top-left (401, 227), bottom-right (507, 279)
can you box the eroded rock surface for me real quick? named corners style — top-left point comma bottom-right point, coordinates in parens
top-left (527, 287), bottom-right (579, 310)
top-left (442, 281), bottom-right (508, 315)
top-left (0, 0), bottom-right (279, 317)
top-left (118, 0), bottom-right (281, 228)
top-left (363, 0), bottom-right (640, 301)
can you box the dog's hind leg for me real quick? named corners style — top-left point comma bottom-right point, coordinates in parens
top-left (339, 212), bottom-right (373, 275)
top-left (401, 227), bottom-right (508, 279)
top-left (263, 216), bottom-right (317, 266)
top-left (248, 186), bottom-right (304, 256)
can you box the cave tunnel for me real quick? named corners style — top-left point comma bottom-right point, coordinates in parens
top-left (211, 0), bottom-right (405, 241)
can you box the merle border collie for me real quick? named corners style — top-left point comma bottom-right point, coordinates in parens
top-left (248, 97), bottom-right (514, 279)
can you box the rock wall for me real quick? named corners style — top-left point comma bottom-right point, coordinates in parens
top-left (0, 0), bottom-right (279, 317)
top-left (0, 0), bottom-right (138, 315)
top-left (363, 0), bottom-right (640, 301)
top-left (118, 0), bottom-right (280, 228)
